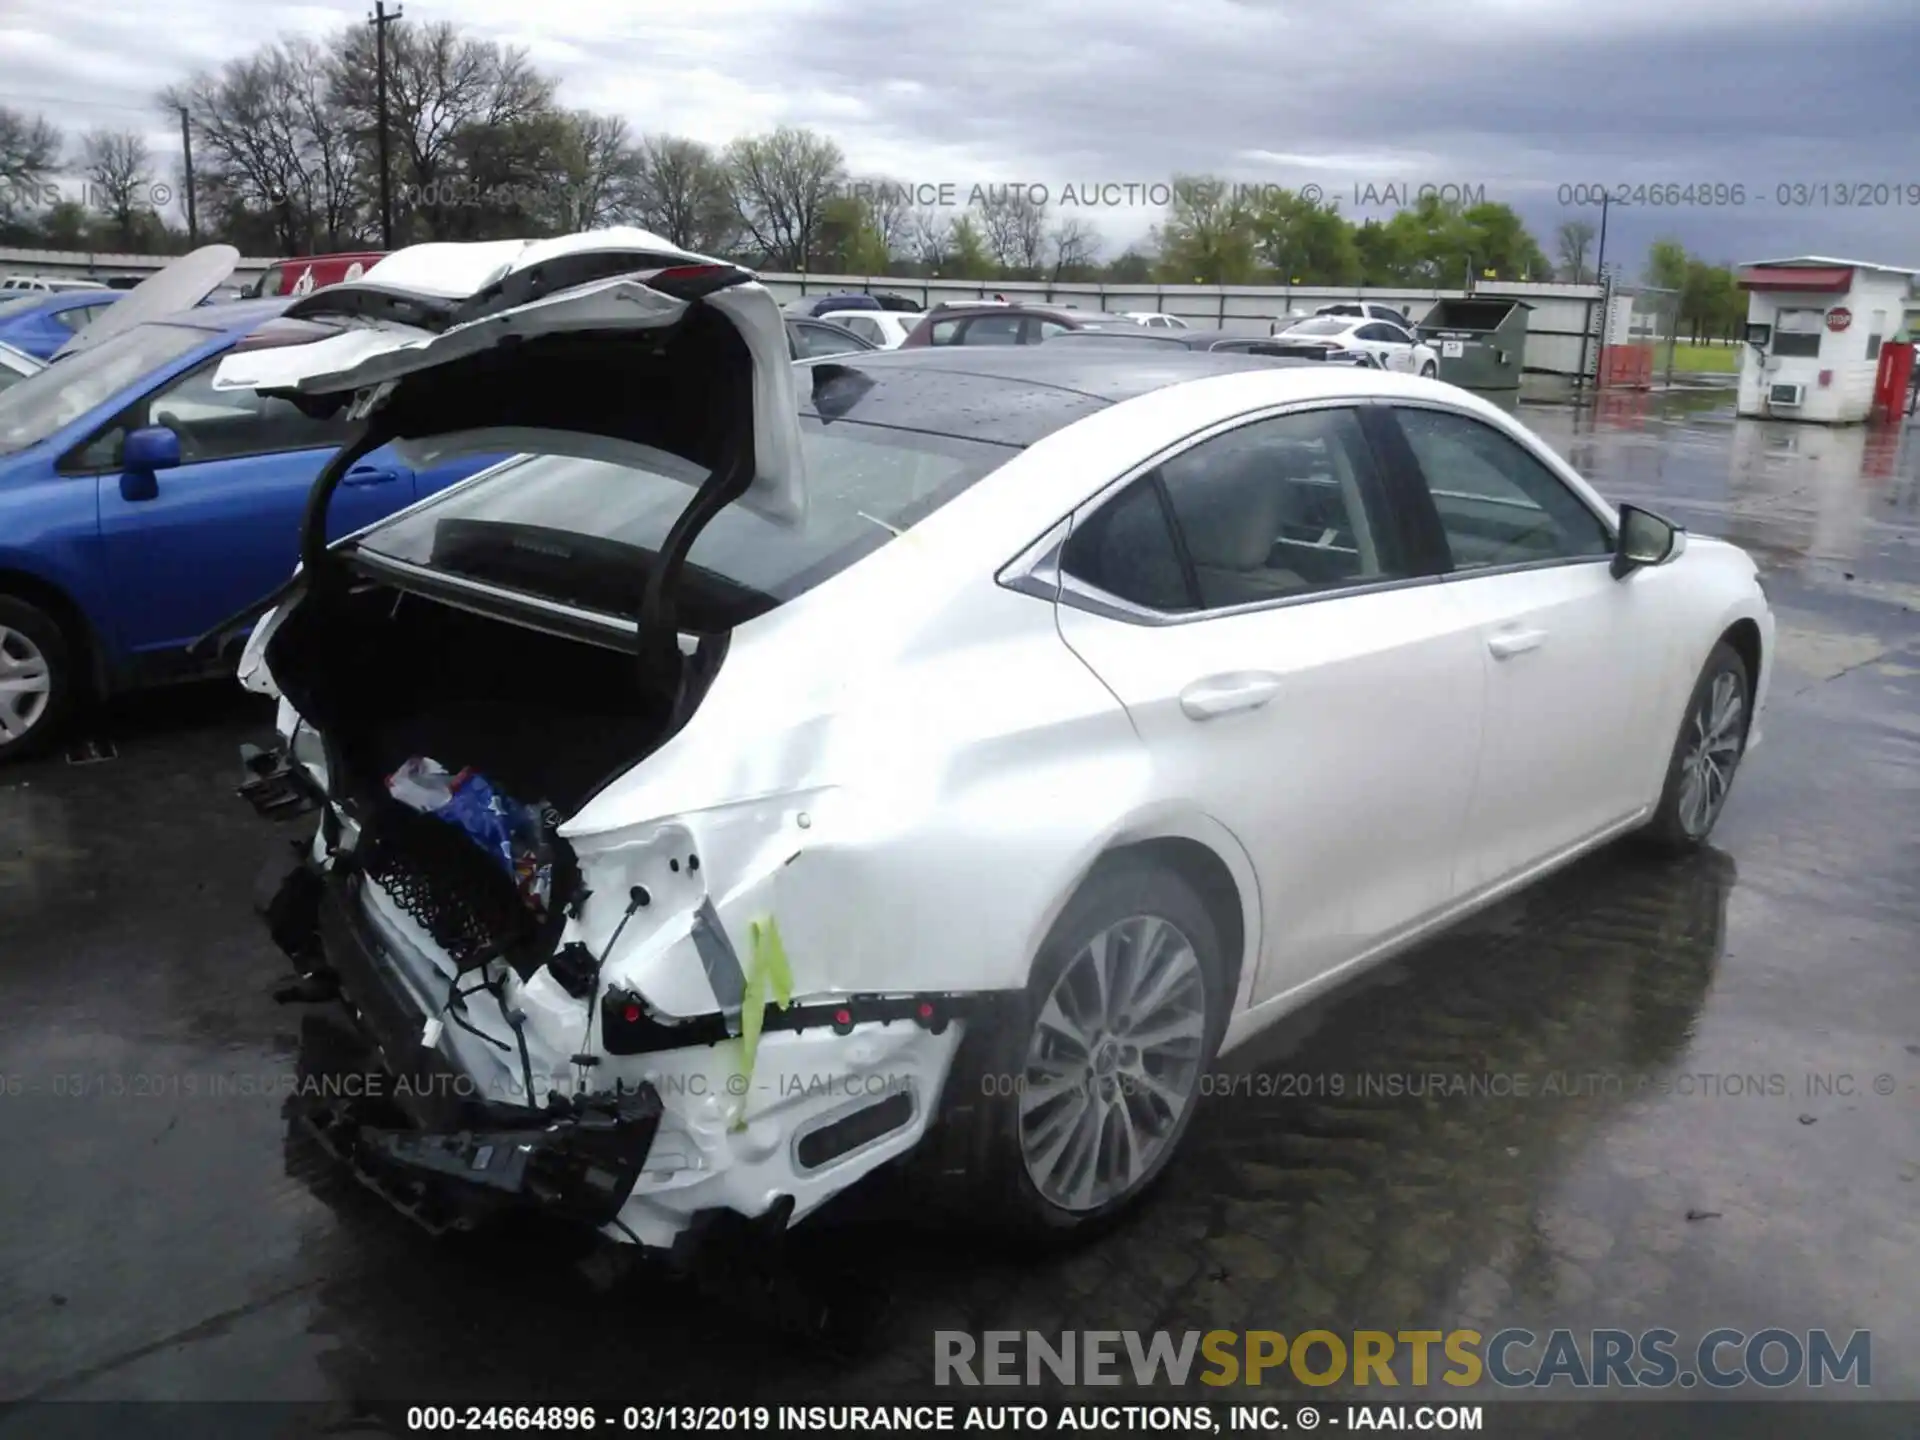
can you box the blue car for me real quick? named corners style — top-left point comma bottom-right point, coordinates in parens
top-left (0, 296), bottom-right (495, 759)
top-left (0, 290), bottom-right (122, 361)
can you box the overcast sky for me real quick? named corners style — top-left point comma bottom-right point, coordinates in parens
top-left (3, 0), bottom-right (1913, 273)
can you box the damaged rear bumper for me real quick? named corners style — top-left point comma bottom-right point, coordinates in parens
top-left (262, 853), bottom-right (664, 1234)
top-left (257, 840), bottom-right (967, 1250)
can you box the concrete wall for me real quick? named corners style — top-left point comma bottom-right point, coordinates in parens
top-left (1737, 269), bottom-right (1910, 423)
top-left (0, 245), bottom-right (1604, 377)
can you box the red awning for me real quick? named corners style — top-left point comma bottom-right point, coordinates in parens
top-left (1738, 265), bottom-right (1853, 292)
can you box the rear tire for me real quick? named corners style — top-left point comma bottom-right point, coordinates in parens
top-left (1420, 361), bottom-right (1438, 379)
top-left (0, 595), bottom-right (75, 763)
top-left (937, 859), bottom-right (1227, 1239)
top-left (1638, 641), bottom-right (1751, 853)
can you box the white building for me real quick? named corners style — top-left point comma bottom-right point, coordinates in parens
top-left (1736, 256), bottom-right (1917, 423)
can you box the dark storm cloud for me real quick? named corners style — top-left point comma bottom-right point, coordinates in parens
top-left (768, 0), bottom-right (1917, 262)
top-left (2, 0), bottom-right (1911, 265)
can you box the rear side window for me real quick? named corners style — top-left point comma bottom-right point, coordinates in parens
top-left (1059, 407), bottom-right (1405, 614)
top-left (1392, 407), bottom-right (1612, 570)
top-left (928, 317), bottom-right (964, 346)
top-left (1060, 479), bottom-right (1192, 612)
top-left (962, 314), bottom-right (1024, 346)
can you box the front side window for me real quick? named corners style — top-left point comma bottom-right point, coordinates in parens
top-left (1392, 407), bottom-right (1612, 571)
top-left (3, 322), bottom-right (207, 459)
top-left (1060, 407), bottom-right (1404, 613)
top-left (928, 317), bottom-right (964, 346)
top-left (68, 357), bottom-right (348, 470)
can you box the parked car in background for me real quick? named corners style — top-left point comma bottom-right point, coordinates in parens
top-left (785, 293), bottom-right (882, 318)
top-left (817, 309), bottom-right (923, 349)
top-left (1311, 301), bottom-right (1415, 328)
top-left (0, 254), bottom-right (496, 760)
top-left (871, 292), bottom-right (926, 313)
top-left (1, 275), bottom-right (109, 293)
top-left (900, 304), bottom-right (1145, 347)
top-left (0, 290), bottom-right (122, 361)
top-left (1044, 327), bottom-right (1386, 366)
top-left (1121, 311), bottom-right (1189, 329)
top-left (0, 342), bottom-right (42, 392)
top-left (1274, 314), bottom-right (1441, 376)
top-left (228, 291), bottom-right (1772, 1255)
top-left (786, 316), bottom-right (879, 359)
top-left (241, 252), bottom-right (386, 299)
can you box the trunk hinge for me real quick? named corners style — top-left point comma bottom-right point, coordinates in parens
top-left (298, 406), bottom-right (398, 597)
top-left (633, 366), bottom-right (756, 713)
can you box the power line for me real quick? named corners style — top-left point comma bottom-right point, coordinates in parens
top-left (0, 90), bottom-right (169, 119)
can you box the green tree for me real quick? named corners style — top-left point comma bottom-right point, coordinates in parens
top-left (1246, 187), bottom-right (1360, 284)
top-left (1152, 175), bottom-right (1258, 284)
top-left (1104, 248), bottom-right (1154, 284)
top-left (946, 213), bottom-right (992, 279)
top-left (815, 193), bottom-right (890, 274)
top-left (1352, 219), bottom-right (1408, 284)
top-left (1381, 194), bottom-right (1472, 286)
top-left (1644, 237), bottom-right (1689, 291)
top-left (1459, 202), bottom-right (1549, 281)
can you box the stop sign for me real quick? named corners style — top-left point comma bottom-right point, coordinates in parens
top-left (1826, 307), bottom-right (1852, 332)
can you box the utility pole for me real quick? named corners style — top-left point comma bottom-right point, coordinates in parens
top-left (369, 0), bottom-right (404, 249)
top-left (178, 105), bottom-right (198, 246)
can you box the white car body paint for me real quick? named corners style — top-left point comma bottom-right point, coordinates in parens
top-left (1276, 314), bottom-right (1440, 374)
top-left (815, 310), bottom-right (923, 348)
top-left (260, 358), bottom-right (1772, 1247)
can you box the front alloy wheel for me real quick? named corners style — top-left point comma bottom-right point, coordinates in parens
top-left (0, 623), bottom-right (54, 749)
top-left (1676, 669), bottom-right (1744, 838)
top-left (1641, 640), bottom-right (1751, 852)
top-left (1019, 912), bottom-right (1209, 1213)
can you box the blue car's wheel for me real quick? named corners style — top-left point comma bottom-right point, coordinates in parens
top-left (0, 595), bottom-right (73, 762)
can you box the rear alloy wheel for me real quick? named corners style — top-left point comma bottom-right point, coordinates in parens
top-left (1019, 912), bottom-right (1210, 1213)
top-left (1640, 641), bottom-right (1750, 852)
top-left (0, 596), bottom-right (73, 762)
top-left (946, 860), bottom-right (1225, 1236)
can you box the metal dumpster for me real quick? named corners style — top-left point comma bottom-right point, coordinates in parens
top-left (1413, 298), bottom-right (1532, 389)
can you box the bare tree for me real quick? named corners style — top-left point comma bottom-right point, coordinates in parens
top-left (167, 56), bottom-right (317, 253)
top-left (285, 37), bottom-right (363, 248)
top-left (79, 129), bottom-right (154, 247)
top-left (723, 126), bottom-right (846, 271)
top-left (1048, 215), bottom-right (1101, 281)
top-left (906, 204), bottom-right (953, 271)
top-left (974, 188), bottom-right (1048, 276)
top-left (0, 107), bottom-right (62, 221)
top-left (629, 134), bottom-right (736, 253)
top-left (1555, 218), bottom-right (1596, 284)
top-left (332, 18), bottom-right (556, 242)
top-left (849, 178), bottom-right (913, 261)
top-left (547, 111), bottom-right (639, 230)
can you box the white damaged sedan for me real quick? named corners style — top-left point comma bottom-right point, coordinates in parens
top-left (226, 231), bottom-right (1773, 1253)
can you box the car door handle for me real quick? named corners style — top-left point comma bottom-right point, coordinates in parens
top-left (1178, 671), bottom-right (1283, 720)
top-left (1487, 628), bottom-right (1548, 660)
top-left (342, 465), bottom-right (403, 487)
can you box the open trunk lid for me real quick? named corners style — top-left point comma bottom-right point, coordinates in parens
top-left (210, 228), bottom-right (805, 523)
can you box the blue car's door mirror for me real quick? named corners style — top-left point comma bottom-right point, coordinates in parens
top-left (120, 425), bottom-right (181, 501)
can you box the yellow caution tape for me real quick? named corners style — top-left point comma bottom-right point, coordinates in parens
top-left (732, 915), bottom-right (795, 1127)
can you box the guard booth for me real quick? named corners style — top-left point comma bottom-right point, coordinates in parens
top-left (1736, 256), bottom-right (1918, 423)
top-left (1413, 298), bottom-right (1531, 389)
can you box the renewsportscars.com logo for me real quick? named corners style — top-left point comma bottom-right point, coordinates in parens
top-left (934, 1328), bottom-right (1872, 1390)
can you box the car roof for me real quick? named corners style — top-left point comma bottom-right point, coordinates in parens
top-left (798, 345), bottom-right (1318, 446)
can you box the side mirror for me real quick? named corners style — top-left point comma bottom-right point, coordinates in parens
top-left (119, 425), bottom-right (181, 502)
top-left (1611, 503), bottom-right (1683, 579)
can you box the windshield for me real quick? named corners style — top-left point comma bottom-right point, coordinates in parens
top-left (0, 322), bottom-right (207, 457)
top-left (1283, 318), bottom-right (1350, 337)
top-left (355, 417), bottom-right (1017, 619)
top-left (0, 294), bottom-right (41, 318)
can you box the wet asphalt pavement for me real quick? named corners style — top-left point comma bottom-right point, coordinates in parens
top-left (0, 390), bottom-right (1916, 1426)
